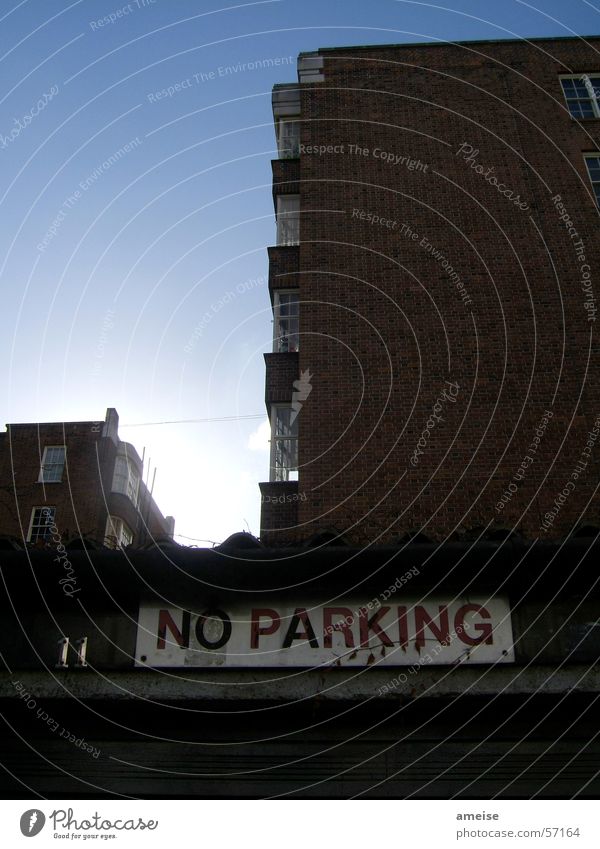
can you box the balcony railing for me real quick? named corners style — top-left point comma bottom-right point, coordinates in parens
top-left (277, 119), bottom-right (300, 158)
top-left (272, 436), bottom-right (298, 481)
top-left (276, 215), bottom-right (299, 246)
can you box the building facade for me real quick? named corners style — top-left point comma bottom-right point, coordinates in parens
top-left (0, 407), bottom-right (174, 550)
top-left (260, 36), bottom-right (600, 546)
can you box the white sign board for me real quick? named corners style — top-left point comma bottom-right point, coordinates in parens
top-left (135, 597), bottom-right (514, 668)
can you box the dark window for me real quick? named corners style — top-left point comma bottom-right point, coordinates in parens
top-left (560, 75), bottom-right (600, 119)
top-left (584, 155), bottom-right (600, 206)
top-left (38, 446), bottom-right (66, 482)
top-left (28, 507), bottom-right (56, 542)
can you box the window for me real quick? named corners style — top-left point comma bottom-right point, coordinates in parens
top-left (38, 445), bottom-right (66, 482)
top-left (273, 291), bottom-right (299, 352)
top-left (104, 515), bottom-right (133, 549)
top-left (28, 506), bottom-right (56, 543)
top-left (584, 155), bottom-right (600, 206)
top-left (270, 405), bottom-right (298, 482)
top-left (277, 118), bottom-right (300, 158)
top-left (560, 74), bottom-right (600, 119)
top-left (276, 195), bottom-right (300, 246)
top-left (112, 455), bottom-right (140, 504)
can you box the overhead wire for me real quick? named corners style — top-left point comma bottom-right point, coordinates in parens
top-left (120, 414), bottom-right (266, 427)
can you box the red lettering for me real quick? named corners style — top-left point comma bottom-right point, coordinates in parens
top-left (414, 605), bottom-right (450, 649)
top-left (359, 607), bottom-right (393, 647)
top-left (397, 605), bottom-right (409, 649)
top-left (250, 608), bottom-right (281, 649)
top-left (454, 605), bottom-right (493, 646)
top-left (157, 609), bottom-right (190, 650)
top-left (323, 607), bottom-right (355, 648)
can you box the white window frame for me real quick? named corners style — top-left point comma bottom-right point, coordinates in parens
top-left (27, 506), bottom-right (56, 542)
top-left (38, 445), bottom-right (66, 483)
top-left (269, 404), bottom-right (299, 482)
top-left (560, 74), bottom-right (600, 119)
top-left (112, 455), bottom-right (140, 505)
top-left (273, 290), bottom-right (300, 353)
top-left (276, 195), bottom-right (300, 246)
top-left (276, 117), bottom-right (300, 158)
top-left (583, 153), bottom-right (600, 206)
top-left (104, 515), bottom-right (133, 549)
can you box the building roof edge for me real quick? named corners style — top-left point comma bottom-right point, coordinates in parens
top-left (304, 33), bottom-right (600, 56)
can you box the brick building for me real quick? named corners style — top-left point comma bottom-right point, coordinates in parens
top-left (260, 36), bottom-right (600, 546)
top-left (0, 407), bottom-right (174, 549)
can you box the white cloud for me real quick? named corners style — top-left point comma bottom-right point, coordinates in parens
top-left (248, 418), bottom-right (270, 452)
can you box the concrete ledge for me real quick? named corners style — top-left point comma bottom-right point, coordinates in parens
top-left (2, 665), bottom-right (599, 703)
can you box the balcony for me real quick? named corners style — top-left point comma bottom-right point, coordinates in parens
top-left (259, 480), bottom-right (300, 546)
top-left (268, 246), bottom-right (299, 294)
top-left (264, 352), bottom-right (299, 409)
top-left (272, 158), bottom-right (300, 202)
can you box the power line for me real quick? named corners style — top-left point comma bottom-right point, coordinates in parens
top-left (173, 532), bottom-right (219, 545)
top-left (120, 414), bottom-right (266, 427)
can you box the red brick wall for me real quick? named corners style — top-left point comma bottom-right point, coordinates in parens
top-left (272, 158), bottom-right (300, 202)
top-left (0, 421), bottom-right (114, 544)
top-left (259, 481), bottom-right (301, 543)
top-left (285, 37), bottom-right (600, 544)
top-left (265, 352), bottom-right (299, 405)
top-left (268, 246), bottom-right (300, 293)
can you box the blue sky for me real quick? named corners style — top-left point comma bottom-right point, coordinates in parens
top-left (1, 0), bottom-right (597, 545)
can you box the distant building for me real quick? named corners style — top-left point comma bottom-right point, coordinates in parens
top-left (0, 407), bottom-right (174, 549)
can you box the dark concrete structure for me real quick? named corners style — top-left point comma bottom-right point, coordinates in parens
top-left (0, 536), bottom-right (599, 798)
